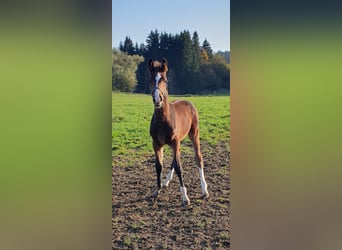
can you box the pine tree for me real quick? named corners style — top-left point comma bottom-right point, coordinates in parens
top-left (139, 43), bottom-right (146, 55)
top-left (119, 36), bottom-right (135, 55)
top-left (159, 32), bottom-right (171, 59)
top-left (191, 31), bottom-right (202, 72)
top-left (202, 38), bottom-right (213, 59)
top-left (176, 30), bottom-right (194, 92)
top-left (180, 30), bottom-right (193, 73)
top-left (134, 42), bottom-right (139, 55)
top-left (145, 29), bottom-right (160, 59)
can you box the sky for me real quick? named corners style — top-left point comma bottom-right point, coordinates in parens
top-left (112, 0), bottom-right (230, 52)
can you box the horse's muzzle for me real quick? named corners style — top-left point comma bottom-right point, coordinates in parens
top-left (154, 102), bottom-right (162, 109)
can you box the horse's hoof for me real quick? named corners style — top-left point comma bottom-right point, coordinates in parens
top-left (162, 183), bottom-right (169, 188)
top-left (152, 189), bottom-right (160, 199)
top-left (182, 200), bottom-right (191, 207)
top-left (201, 193), bottom-right (210, 200)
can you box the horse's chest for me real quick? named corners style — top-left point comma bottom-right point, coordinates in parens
top-left (150, 121), bottom-right (174, 146)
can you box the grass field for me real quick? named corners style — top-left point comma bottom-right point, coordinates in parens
top-left (112, 92), bottom-right (231, 249)
top-left (112, 92), bottom-right (230, 161)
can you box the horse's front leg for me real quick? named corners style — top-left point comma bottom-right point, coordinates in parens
top-left (152, 141), bottom-right (163, 199)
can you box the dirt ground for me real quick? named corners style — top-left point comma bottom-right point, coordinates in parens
top-left (112, 141), bottom-right (230, 249)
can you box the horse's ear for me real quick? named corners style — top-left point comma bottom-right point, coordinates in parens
top-left (161, 58), bottom-right (168, 73)
top-left (148, 59), bottom-right (153, 72)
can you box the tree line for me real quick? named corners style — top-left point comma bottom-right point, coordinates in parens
top-left (112, 30), bottom-right (230, 94)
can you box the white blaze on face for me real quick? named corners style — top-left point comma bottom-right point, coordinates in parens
top-left (154, 73), bottom-right (162, 103)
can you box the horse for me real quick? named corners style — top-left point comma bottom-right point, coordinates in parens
top-left (148, 58), bottom-right (209, 206)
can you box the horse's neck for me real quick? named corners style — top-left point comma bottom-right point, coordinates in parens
top-left (154, 101), bottom-right (170, 122)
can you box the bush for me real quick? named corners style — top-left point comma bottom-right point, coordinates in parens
top-left (112, 48), bottom-right (144, 92)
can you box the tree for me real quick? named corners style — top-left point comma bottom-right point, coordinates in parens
top-left (211, 54), bottom-right (230, 91)
top-left (116, 30), bottom-right (230, 95)
top-left (201, 49), bottom-right (209, 62)
top-left (202, 38), bottom-right (213, 59)
top-left (112, 48), bottom-right (144, 92)
top-left (180, 30), bottom-right (193, 73)
top-left (197, 54), bottom-right (230, 93)
top-left (145, 29), bottom-right (160, 59)
top-left (159, 32), bottom-right (170, 59)
top-left (191, 31), bottom-right (202, 72)
top-left (215, 50), bottom-right (230, 64)
top-left (139, 43), bottom-right (146, 56)
top-left (134, 42), bottom-right (139, 55)
top-left (119, 36), bottom-right (135, 55)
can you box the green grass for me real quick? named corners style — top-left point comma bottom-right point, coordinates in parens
top-left (112, 92), bottom-right (230, 158)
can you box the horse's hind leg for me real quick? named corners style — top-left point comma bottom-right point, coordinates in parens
top-left (162, 164), bottom-right (174, 188)
top-left (152, 141), bottom-right (163, 198)
top-left (189, 128), bottom-right (209, 199)
top-left (172, 141), bottom-right (190, 206)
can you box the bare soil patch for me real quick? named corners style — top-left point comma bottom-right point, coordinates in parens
top-left (112, 141), bottom-right (230, 249)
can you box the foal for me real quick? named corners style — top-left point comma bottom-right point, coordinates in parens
top-left (148, 58), bottom-right (209, 206)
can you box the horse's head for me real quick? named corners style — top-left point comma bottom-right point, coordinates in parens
top-left (148, 58), bottom-right (168, 109)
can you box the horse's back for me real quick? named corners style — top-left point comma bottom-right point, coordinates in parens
top-left (171, 99), bottom-right (198, 117)
top-left (171, 99), bottom-right (197, 111)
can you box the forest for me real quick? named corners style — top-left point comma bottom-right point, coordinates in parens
top-left (112, 30), bottom-right (230, 95)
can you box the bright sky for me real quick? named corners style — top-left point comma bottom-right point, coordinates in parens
top-left (112, 0), bottom-right (230, 52)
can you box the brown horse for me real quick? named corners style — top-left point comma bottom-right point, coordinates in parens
top-left (148, 58), bottom-right (209, 206)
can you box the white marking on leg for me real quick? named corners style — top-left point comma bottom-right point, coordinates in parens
top-left (180, 186), bottom-right (190, 204)
top-left (162, 168), bottom-right (174, 187)
top-left (199, 167), bottom-right (209, 196)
